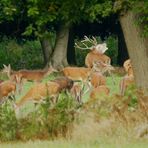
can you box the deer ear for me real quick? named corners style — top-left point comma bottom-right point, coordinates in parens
top-left (8, 64), bottom-right (11, 69)
top-left (3, 64), bottom-right (7, 68)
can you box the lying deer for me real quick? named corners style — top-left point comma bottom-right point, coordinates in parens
top-left (0, 80), bottom-right (16, 104)
top-left (75, 36), bottom-right (111, 68)
top-left (15, 77), bottom-right (74, 109)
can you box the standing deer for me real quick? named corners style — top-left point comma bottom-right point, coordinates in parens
top-left (70, 82), bottom-right (84, 104)
top-left (3, 64), bottom-right (57, 82)
top-left (120, 59), bottom-right (135, 95)
top-left (75, 36), bottom-right (111, 68)
top-left (120, 75), bottom-right (135, 96)
top-left (90, 72), bottom-right (106, 88)
top-left (15, 77), bottom-right (74, 109)
top-left (2, 64), bottom-right (57, 93)
top-left (123, 59), bottom-right (133, 76)
top-left (89, 85), bottom-right (110, 101)
top-left (0, 80), bottom-right (16, 104)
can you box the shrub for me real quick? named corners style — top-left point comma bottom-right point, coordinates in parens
top-left (0, 101), bottom-right (17, 141)
top-left (105, 35), bottom-right (118, 66)
top-left (0, 36), bottom-right (44, 70)
top-left (47, 92), bottom-right (77, 138)
top-left (17, 92), bottom-right (77, 140)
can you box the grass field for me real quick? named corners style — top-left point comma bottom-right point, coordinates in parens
top-left (1, 138), bottom-right (148, 148)
top-left (0, 73), bottom-right (148, 147)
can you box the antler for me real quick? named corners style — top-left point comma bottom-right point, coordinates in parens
top-left (75, 36), bottom-right (98, 50)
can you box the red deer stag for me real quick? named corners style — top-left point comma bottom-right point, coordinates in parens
top-left (75, 36), bottom-right (111, 68)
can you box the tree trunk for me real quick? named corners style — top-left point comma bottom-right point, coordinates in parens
top-left (119, 11), bottom-right (148, 95)
top-left (40, 37), bottom-right (53, 66)
top-left (51, 24), bottom-right (69, 69)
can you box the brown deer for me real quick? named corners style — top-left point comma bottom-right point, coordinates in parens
top-left (15, 82), bottom-right (60, 109)
top-left (123, 59), bottom-right (134, 76)
top-left (90, 72), bottom-right (106, 88)
top-left (3, 64), bottom-right (57, 82)
top-left (119, 75), bottom-right (135, 96)
top-left (15, 77), bottom-right (74, 109)
top-left (89, 85), bottom-right (110, 101)
top-left (75, 36), bottom-right (111, 68)
top-left (2, 64), bottom-right (57, 93)
top-left (62, 67), bottom-right (92, 82)
top-left (120, 59), bottom-right (135, 96)
top-left (0, 80), bottom-right (16, 104)
top-left (70, 82), bottom-right (84, 104)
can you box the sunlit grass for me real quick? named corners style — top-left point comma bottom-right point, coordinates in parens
top-left (1, 139), bottom-right (148, 148)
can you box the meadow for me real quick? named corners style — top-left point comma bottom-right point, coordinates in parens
top-left (0, 73), bottom-right (148, 148)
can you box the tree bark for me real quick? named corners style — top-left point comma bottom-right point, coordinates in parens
top-left (51, 24), bottom-right (69, 70)
top-left (119, 11), bottom-right (148, 95)
top-left (40, 37), bottom-right (53, 66)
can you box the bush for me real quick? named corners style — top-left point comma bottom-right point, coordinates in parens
top-left (17, 92), bottom-right (77, 140)
top-left (105, 35), bottom-right (118, 65)
top-left (0, 36), bottom-right (44, 70)
top-left (0, 101), bottom-right (17, 141)
top-left (75, 35), bottom-right (118, 66)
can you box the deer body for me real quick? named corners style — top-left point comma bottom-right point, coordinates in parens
top-left (120, 59), bottom-right (135, 95)
top-left (70, 82), bottom-right (83, 103)
top-left (120, 75), bottom-right (135, 96)
top-left (0, 80), bottom-right (16, 103)
top-left (85, 51), bottom-right (111, 68)
top-left (13, 69), bottom-right (54, 82)
top-left (16, 77), bottom-right (74, 108)
top-left (3, 64), bottom-right (56, 82)
top-left (89, 85), bottom-right (110, 100)
top-left (16, 82), bottom-right (60, 108)
top-left (62, 67), bottom-right (92, 81)
top-left (90, 72), bottom-right (106, 88)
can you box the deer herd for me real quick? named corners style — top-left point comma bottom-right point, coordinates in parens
top-left (0, 36), bottom-right (135, 112)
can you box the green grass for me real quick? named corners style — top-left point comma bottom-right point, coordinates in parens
top-left (14, 74), bottom-right (122, 114)
top-left (0, 74), bottom-right (147, 147)
top-left (1, 139), bottom-right (148, 148)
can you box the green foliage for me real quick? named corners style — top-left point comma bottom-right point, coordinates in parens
top-left (17, 92), bottom-right (77, 140)
top-left (105, 35), bottom-right (118, 65)
top-left (133, 0), bottom-right (148, 37)
top-left (0, 101), bottom-right (17, 141)
top-left (86, 1), bottom-right (113, 22)
top-left (47, 92), bottom-right (77, 138)
top-left (124, 84), bottom-right (138, 109)
top-left (114, 0), bottom-right (148, 37)
top-left (0, 37), bottom-right (44, 70)
top-left (0, 0), bottom-right (17, 22)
